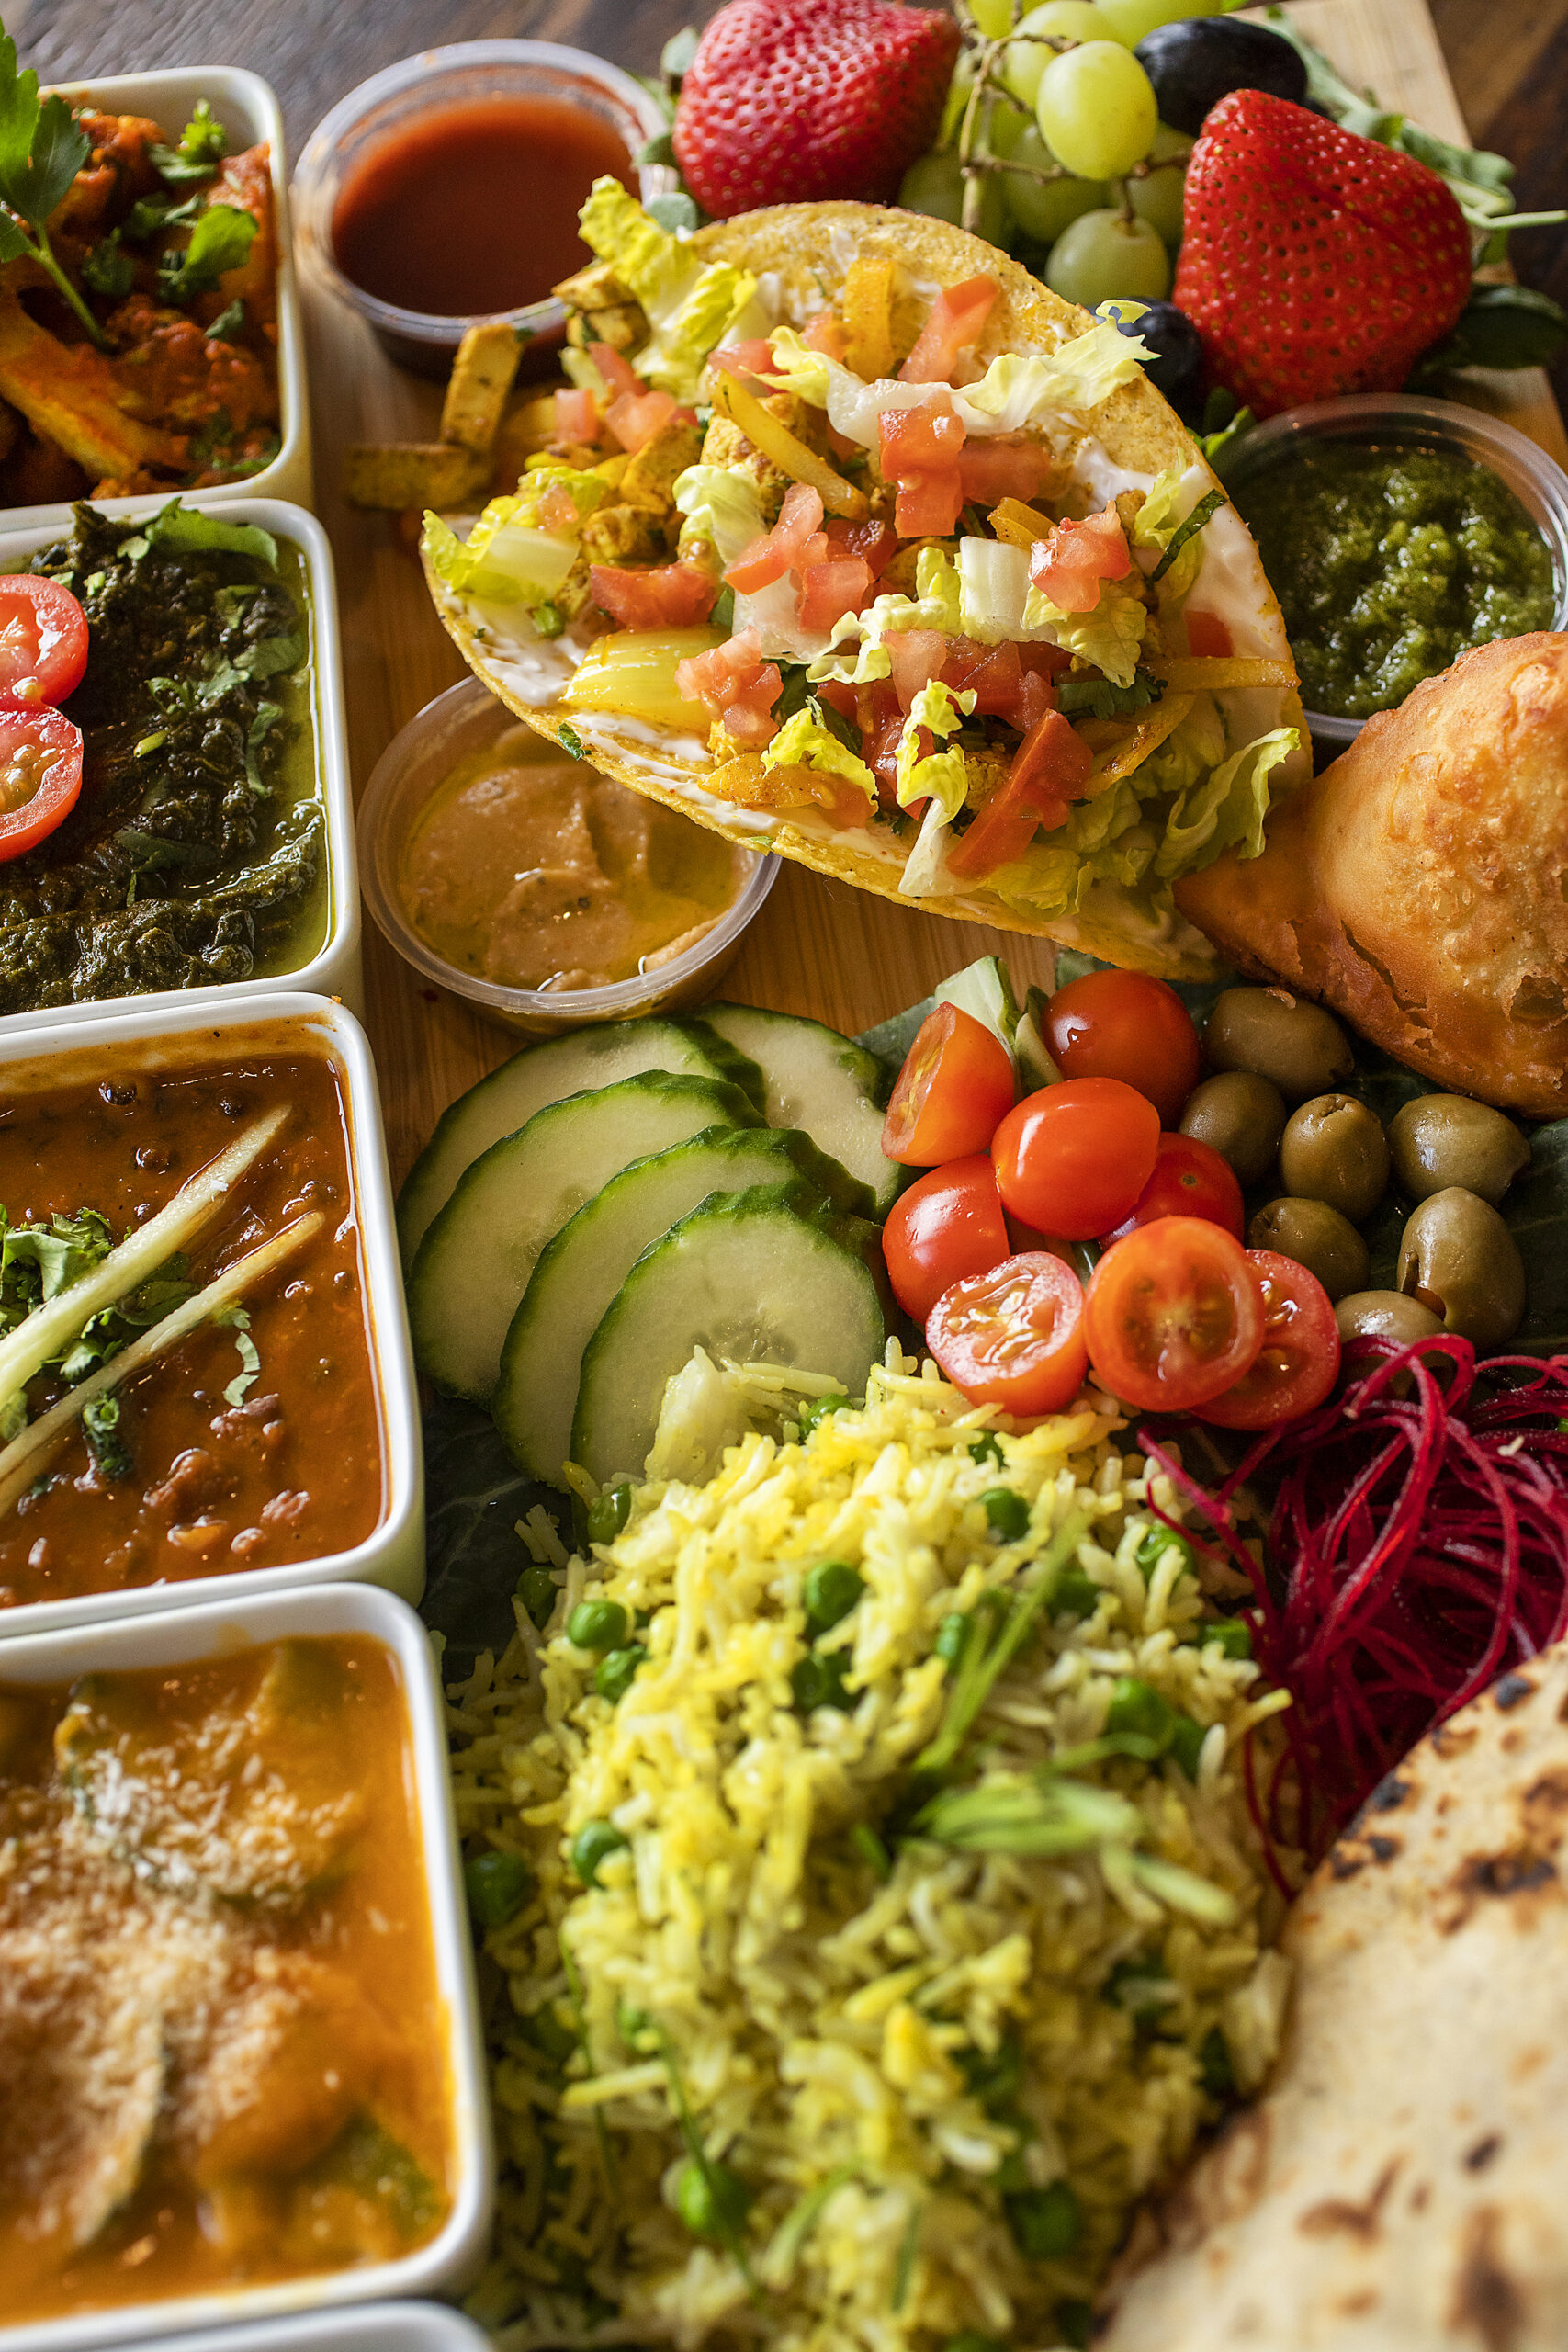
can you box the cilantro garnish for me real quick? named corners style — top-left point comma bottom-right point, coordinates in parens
top-left (0, 24), bottom-right (107, 347)
top-left (216, 1304), bottom-right (261, 1406)
top-left (558, 722), bottom-right (587, 760)
top-left (80, 229), bottom-right (134, 300)
top-left (83, 1392), bottom-right (133, 1480)
top-left (1150, 486), bottom-right (1226, 583)
top-left (1057, 668), bottom-right (1165, 720)
top-left (207, 296), bottom-right (246, 343)
top-left (158, 201), bottom-right (257, 302)
top-left (150, 98), bottom-right (228, 186)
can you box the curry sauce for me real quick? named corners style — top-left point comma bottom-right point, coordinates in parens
top-left (0, 1046), bottom-right (382, 1610)
top-left (0, 1634), bottom-right (453, 2319)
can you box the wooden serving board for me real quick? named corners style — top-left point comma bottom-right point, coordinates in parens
top-left (298, 0), bottom-right (1567, 1193)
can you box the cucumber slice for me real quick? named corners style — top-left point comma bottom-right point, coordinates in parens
top-left (409, 1073), bottom-right (761, 1402)
top-left (395, 1017), bottom-right (764, 1269)
top-left (1016, 986), bottom-right (1061, 1094)
top-left (496, 1125), bottom-right (862, 1485)
top-left (694, 1001), bottom-right (898, 1215)
top-left (571, 1182), bottom-right (886, 1487)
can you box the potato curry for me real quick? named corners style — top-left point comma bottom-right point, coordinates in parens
top-left (0, 1634), bottom-right (453, 2319)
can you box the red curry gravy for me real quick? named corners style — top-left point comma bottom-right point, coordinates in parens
top-left (0, 1634), bottom-right (453, 2319)
top-left (0, 1047), bottom-right (383, 1611)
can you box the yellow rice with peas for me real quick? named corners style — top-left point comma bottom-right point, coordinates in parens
top-left (446, 1344), bottom-right (1292, 2351)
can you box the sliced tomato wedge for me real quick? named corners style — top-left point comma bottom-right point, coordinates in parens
top-left (1107, 1133), bottom-right (1245, 1242)
top-left (1185, 608), bottom-right (1234, 657)
top-left (993, 1076), bottom-right (1160, 1242)
top-left (711, 336), bottom-right (780, 380)
top-left (0, 707), bottom-right (83, 860)
top-left (927, 1250), bottom-right (1089, 1417)
top-left (605, 387), bottom-right (683, 453)
top-left (882, 1153), bottom-right (1011, 1324)
top-left (1199, 1250), bottom-right (1341, 1430)
top-left (883, 1001), bottom-right (1016, 1166)
top-left (0, 577), bottom-right (88, 711)
top-left (899, 275), bottom-right (999, 385)
top-left (589, 561), bottom-right (717, 629)
top-left (725, 481), bottom-right (825, 594)
top-left (674, 628), bottom-right (782, 745)
top-left (946, 707), bottom-right (1090, 879)
top-left (886, 629), bottom-right (949, 712)
top-left (1084, 1217), bottom-right (1266, 1413)
top-left (797, 556), bottom-right (872, 631)
top-left (1028, 503), bottom-right (1132, 614)
top-left (553, 386), bottom-right (600, 446)
top-left (956, 437), bottom-right (1053, 505)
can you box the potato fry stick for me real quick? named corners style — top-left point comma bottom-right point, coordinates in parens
top-left (343, 441), bottom-right (490, 511)
top-left (0, 277), bottom-right (185, 477)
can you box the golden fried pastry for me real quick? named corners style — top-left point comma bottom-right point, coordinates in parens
top-left (1175, 633), bottom-right (1568, 1118)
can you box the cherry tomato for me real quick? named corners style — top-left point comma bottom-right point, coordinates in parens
top-left (992, 1076), bottom-right (1159, 1241)
top-left (926, 1250), bottom-right (1089, 1417)
top-left (882, 1153), bottom-right (1010, 1324)
top-left (1043, 968), bottom-right (1201, 1127)
top-left (1083, 1216), bottom-right (1265, 1412)
top-left (0, 709), bottom-right (83, 861)
top-left (0, 576), bottom-right (88, 709)
top-left (1107, 1133), bottom-right (1245, 1242)
top-left (1200, 1250), bottom-right (1341, 1430)
top-left (883, 1003), bottom-right (1015, 1166)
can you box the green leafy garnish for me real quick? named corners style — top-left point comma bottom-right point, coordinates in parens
top-left (207, 296), bottom-right (246, 343)
top-left (82, 1391), bottom-right (133, 1480)
top-left (915, 1510), bottom-right (1089, 1777)
top-left (1057, 668), bottom-right (1166, 720)
top-left (216, 1305), bottom-right (260, 1406)
top-left (121, 499), bottom-right (278, 570)
top-left (158, 200), bottom-right (257, 302)
top-left (558, 722), bottom-right (587, 760)
top-left (80, 230), bottom-right (134, 299)
top-left (1409, 283), bottom-right (1568, 379)
top-left (150, 98), bottom-right (228, 186)
top-left (243, 700), bottom-right (282, 797)
top-left (1150, 487), bottom-right (1226, 583)
top-left (0, 28), bottom-right (106, 348)
top-left (123, 187), bottom-right (203, 243)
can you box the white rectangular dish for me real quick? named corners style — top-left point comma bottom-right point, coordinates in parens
top-left (0, 991), bottom-right (423, 1639)
top-left (129, 2307), bottom-right (493, 2352)
top-left (0, 495), bottom-right (360, 1024)
top-left (18, 65), bottom-right (310, 523)
top-left (0, 1584), bottom-right (492, 2352)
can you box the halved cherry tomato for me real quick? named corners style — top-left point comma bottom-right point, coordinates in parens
top-left (882, 1153), bottom-right (1010, 1323)
top-left (1199, 1250), bottom-right (1340, 1430)
top-left (992, 1076), bottom-right (1159, 1241)
top-left (1108, 1133), bottom-right (1244, 1241)
top-left (0, 707), bottom-right (83, 860)
top-left (1083, 1216), bottom-right (1264, 1412)
top-left (883, 1003), bottom-right (1016, 1166)
top-left (0, 577), bottom-right (88, 710)
top-left (926, 1250), bottom-right (1088, 1416)
top-left (1043, 967), bottom-right (1201, 1127)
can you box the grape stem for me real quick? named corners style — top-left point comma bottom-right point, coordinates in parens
top-left (950, 0), bottom-right (1077, 232)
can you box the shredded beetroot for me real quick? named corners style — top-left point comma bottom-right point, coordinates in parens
top-left (1148, 1340), bottom-right (1568, 1852)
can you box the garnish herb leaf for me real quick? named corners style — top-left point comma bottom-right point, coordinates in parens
top-left (124, 187), bottom-right (202, 243)
top-left (1150, 487), bottom-right (1226, 582)
top-left (158, 200), bottom-right (257, 301)
top-left (1057, 668), bottom-right (1165, 720)
top-left (915, 1510), bottom-right (1089, 1776)
top-left (81, 230), bottom-right (134, 299)
top-left (216, 1304), bottom-right (260, 1405)
top-left (244, 700), bottom-right (282, 796)
top-left (207, 296), bottom-right (246, 343)
top-left (150, 98), bottom-right (228, 186)
top-left (0, 29), bottom-right (106, 348)
top-left (82, 1391), bottom-right (133, 1480)
top-left (558, 722), bottom-right (587, 760)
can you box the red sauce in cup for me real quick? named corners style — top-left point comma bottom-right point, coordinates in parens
top-left (331, 95), bottom-right (632, 317)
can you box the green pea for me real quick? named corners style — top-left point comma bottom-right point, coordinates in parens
top-left (571, 1819), bottom-right (628, 1885)
top-left (1056, 2300), bottom-right (1094, 2350)
top-left (518, 2000), bottom-right (577, 2064)
top-left (1201, 1618), bottom-right (1253, 1659)
top-left (1106, 1676), bottom-right (1177, 1747)
top-left (1135, 1524), bottom-right (1196, 1578)
top-left (969, 1432), bottom-right (1005, 1469)
top-left (675, 2154), bottom-right (753, 2242)
top-left (593, 1645), bottom-right (647, 1702)
top-left (983, 1487), bottom-right (1031, 1542)
top-left (792, 1651), bottom-right (852, 1713)
top-left (586, 1482), bottom-right (632, 1545)
top-left (1168, 1714), bottom-right (1207, 1781)
top-left (1199, 2024), bottom-right (1235, 2098)
top-left (1053, 1569), bottom-right (1100, 1621)
top-left (464, 1849), bottom-right (532, 1928)
top-left (517, 1566), bottom-right (558, 1631)
top-left (804, 1559), bottom-right (865, 1636)
top-left (935, 1611), bottom-right (968, 1668)
top-left (797, 1391), bottom-right (850, 1438)
top-left (1006, 2178), bottom-right (1081, 2260)
top-left (568, 1598), bottom-right (628, 1652)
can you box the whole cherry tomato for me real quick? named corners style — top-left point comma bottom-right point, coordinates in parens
top-left (926, 1250), bottom-right (1089, 1417)
top-left (1106, 1133), bottom-right (1245, 1242)
top-left (882, 1153), bottom-right (1010, 1323)
top-left (1200, 1250), bottom-right (1341, 1429)
top-left (883, 1003), bottom-right (1016, 1166)
top-left (0, 576), bottom-right (88, 709)
top-left (992, 1076), bottom-right (1159, 1241)
top-left (0, 709), bottom-right (83, 861)
top-left (1083, 1216), bottom-right (1265, 1412)
top-left (1043, 967), bottom-right (1201, 1127)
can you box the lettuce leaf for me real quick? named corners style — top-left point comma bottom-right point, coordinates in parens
top-left (674, 463), bottom-right (769, 569)
top-left (579, 176), bottom-right (690, 312)
top-left (762, 316), bottom-right (1147, 447)
top-left (641, 259), bottom-right (757, 400)
top-left (1153, 728), bottom-right (1300, 879)
top-left (1131, 468), bottom-right (1189, 550)
top-left (896, 681), bottom-right (976, 819)
top-left (1024, 575), bottom-right (1147, 685)
top-left (956, 537), bottom-right (1034, 642)
top-left (423, 470), bottom-right (606, 605)
top-left (577, 179), bottom-right (753, 399)
top-left (761, 704), bottom-right (876, 804)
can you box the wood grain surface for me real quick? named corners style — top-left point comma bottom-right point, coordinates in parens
top-left (24, 0), bottom-right (1568, 1187)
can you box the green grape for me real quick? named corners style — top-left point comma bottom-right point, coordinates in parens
top-left (940, 53), bottom-right (1032, 157)
top-left (1128, 121), bottom-right (1191, 246)
top-left (899, 148), bottom-right (1008, 247)
top-left (1001, 124), bottom-right (1105, 242)
top-left (1095, 0), bottom-right (1224, 39)
top-left (1000, 1), bottom-right (1115, 110)
top-left (970, 0), bottom-right (1019, 34)
top-left (1044, 209), bottom-right (1170, 306)
top-left (1036, 41), bottom-right (1159, 179)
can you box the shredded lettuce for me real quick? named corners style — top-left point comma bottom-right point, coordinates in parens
top-left (1025, 575), bottom-right (1147, 686)
top-left (1131, 468), bottom-right (1190, 550)
top-left (674, 464), bottom-right (769, 569)
top-left (956, 537), bottom-right (1034, 642)
top-left (423, 470), bottom-right (606, 605)
top-left (641, 259), bottom-right (758, 401)
top-left (1153, 728), bottom-right (1300, 878)
top-left (896, 681), bottom-right (975, 818)
top-left (761, 704), bottom-right (876, 804)
top-left (914, 544), bottom-right (963, 634)
top-left (576, 178), bottom-right (753, 400)
top-left (579, 176), bottom-right (690, 312)
top-left (1134, 694), bottom-right (1228, 799)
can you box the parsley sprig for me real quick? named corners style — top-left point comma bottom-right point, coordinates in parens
top-left (0, 22), bottom-right (107, 348)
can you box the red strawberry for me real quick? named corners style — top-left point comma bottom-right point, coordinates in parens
top-left (673, 0), bottom-right (961, 220)
top-left (1174, 91), bottom-right (1472, 418)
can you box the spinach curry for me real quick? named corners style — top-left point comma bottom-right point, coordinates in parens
top-left (2, 500), bottom-right (323, 1012)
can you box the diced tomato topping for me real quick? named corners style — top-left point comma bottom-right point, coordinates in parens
top-left (590, 561), bottom-right (718, 630)
top-left (605, 387), bottom-right (681, 454)
top-left (536, 483), bottom-right (580, 532)
top-left (710, 338), bottom-right (779, 390)
top-left (957, 437), bottom-right (1052, 505)
top-left (675, 627), bottom-right (784, 747)
top-left (1028, 503), bottom-right (1132, 614)
top-left (804, 311), bottom-right (850, 360)
top-left (879, 400), bottom-right (966, 475)
top-left (899, 275), bottom-right (999, 385)
top-left (865, 709), bottom-right (910, 815)
top-left (1186, 608), bottom-right (1234, 656)
top-left (886, 628), bottom-right (949, 713)
top-left (590, 342), bottom-right (642, 400)
top-left (947, 708), bottom-right (1093, 879)
top-left (897, 469), bottom-right (964, 537)
top-left (798, 558), bottom-right (873, 632)
top-left (813, 676), bottom-right (859, 723)
top-left (825, 516), bottom-right (897, 578)
top-left (725, 481), bottom-right (826, 594)
top-left (554, 386), bottom-right (600, 445)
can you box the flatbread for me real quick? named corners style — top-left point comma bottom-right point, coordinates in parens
top-left (1096, 1645), bottom-right (1568, 2350)
top-left (425, 201), bottom-right (1306, 981)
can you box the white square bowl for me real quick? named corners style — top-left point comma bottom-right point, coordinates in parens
top-left (0, 1583), bottom-right (492, 2352)
top-left (129, 2307), bottom-right (492, 2352)
top-left (17, 65), bottom-right (310, 523)
top-left (0, 495), bottom-right (360, 1025)
top-left (0, 991), bottom-right (423, 1641)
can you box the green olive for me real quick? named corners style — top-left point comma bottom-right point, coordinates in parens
top-left (1396, 1188), bottom-right (1526, 1346)
top-left (1333, 1289), bottom-right (1445, 1346)
top-left (1248, 1197), bottom-right (1370, 1302)
top-left (1202, 988), bottom-right (1354, 1103)
top-left (1178, 1070), bottom-right (1287, 1187)
top-left (1278, 1094), bottom-right (1390, 1223)
top-left (1387, 1095), bottom-right (1530, 1207)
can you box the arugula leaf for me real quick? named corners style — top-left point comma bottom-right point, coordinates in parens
top-left (1057, 668), bottom-right (1165, 720)
top-left (0, 34), bottom-right (105, 346)
top-left (158, 201), bottom-right (256, 302)
top-left (150, 97), bottom-right (227, 186)
top-left (81, 229), bottom-right (134, 299)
